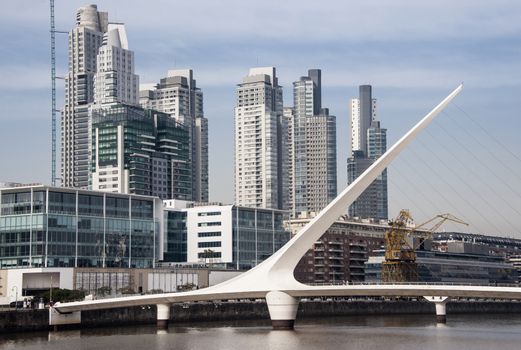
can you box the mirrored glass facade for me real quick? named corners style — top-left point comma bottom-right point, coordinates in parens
top-left (232, 207), bottom-right (288, 270)
top-left (0, 186), bottom-right (159, 269)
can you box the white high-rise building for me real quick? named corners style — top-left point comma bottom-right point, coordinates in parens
top-left (93, 24), bottom-right (139, 106)
top-left (234, 67), bottom-right (286, 209)
top-left (140, 70), bottom-right (208, 202)
top-left (62, 5), bottom-right (108, 188)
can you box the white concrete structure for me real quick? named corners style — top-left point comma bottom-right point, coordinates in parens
top-left (234, 67), bottom-right (286, 210)
top-left (185, 205), bottom-right (234, 264)
top-left (0, 268), bottom-right (73, 305)
top-left (53, 85), bottom-right (515, 331)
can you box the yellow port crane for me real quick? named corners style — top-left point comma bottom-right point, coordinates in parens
top-left (382, 210), bottom-right (469, 283)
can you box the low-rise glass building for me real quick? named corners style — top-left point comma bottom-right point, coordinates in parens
top-left (0, 185), bottom-right (162, 269)
top-left (365, 249), bottom-right (518, 284)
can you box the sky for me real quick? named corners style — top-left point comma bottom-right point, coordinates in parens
top-left (0, 0), bottom-right (520, 236)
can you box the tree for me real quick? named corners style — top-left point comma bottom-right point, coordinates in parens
top-left (201, 249), bottom-right (215, 265)
top-left (42, 288), bottom-right (86, 303)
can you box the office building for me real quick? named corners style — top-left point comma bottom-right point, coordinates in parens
top-left (234, 67), bottom-right (287, 209)
top-left (288, 70), bottom-right (337, 217)
top-left (140, 70), bottom-right (209, 202)
top-left (0, 185), bottom-right (162, 270)
top-left (182, 203), bottom-right (289, 270)
top-left (90, 103), bottom-right (192, 200)
top-left (62, 5), bottom-right (108, 188)
top-left (347, 85), bottom-right (388, 220)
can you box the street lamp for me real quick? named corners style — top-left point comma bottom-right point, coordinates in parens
top-left (11, 286), bottom-right (18, 310)
top-left (50, 275), bottom-right (53, 305)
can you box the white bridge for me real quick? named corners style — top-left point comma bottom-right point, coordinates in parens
top-left (53, 84), bottom-right (521, 329)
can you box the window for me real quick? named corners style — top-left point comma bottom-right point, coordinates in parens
top-left (198, 232), bottom-right (221, 238)
top-left (198, 241), bottom-right (221, 248)
top-left (198, 222), bottom-right (221, 227)
top-left (198, 211), bottom-right (221, 217)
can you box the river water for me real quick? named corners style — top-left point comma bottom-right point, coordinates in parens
top-left (2, 314), bottom-right (521, 350)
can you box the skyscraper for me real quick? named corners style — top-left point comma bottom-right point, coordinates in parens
top-left (234, 67), bottom-right (286, 209)
top-left (140, 70), bottom-right (208, 202)
top-left (62, 5), bottom-right (108, 188)
top-left (288, 69), bottom-right (337, 217)
top-left (347, 85), bottom-right (388, 220)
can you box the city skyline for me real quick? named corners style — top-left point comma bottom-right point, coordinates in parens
top-left (1, 1), bottom-right (520, 235)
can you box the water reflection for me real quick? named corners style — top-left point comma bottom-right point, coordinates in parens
top-left (2, 314), bottom-right (521, 350)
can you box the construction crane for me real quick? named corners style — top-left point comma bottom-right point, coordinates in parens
top-left (381, 210), bottom-right (468, 283)
top-left (50, 0), bottom-right (67, 186)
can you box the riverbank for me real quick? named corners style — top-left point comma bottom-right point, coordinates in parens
top-left (3, 299), bottom-right (521, 333)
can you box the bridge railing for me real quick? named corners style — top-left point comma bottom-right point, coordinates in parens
top-left (307, 281), bottom-right (521, 287)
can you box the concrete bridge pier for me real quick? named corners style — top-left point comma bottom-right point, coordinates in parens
top-left (266, 291), bottom-right (299, 330)
top-left (156, 303), bottom-right (171, 329)
top-left (424, 296), bottom-right (449, 323)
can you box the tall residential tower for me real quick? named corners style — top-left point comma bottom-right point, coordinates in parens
top-left (140, 70), bottom-right (208, 202)
top-left (61, 5), bottom-right (108, 188)
top-left (289, 69), bottom-right (337, 217)
top-left (234, 67), bottom-right (287, 209)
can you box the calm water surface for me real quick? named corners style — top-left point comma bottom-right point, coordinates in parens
top-left (2, 314), bottom-right (521, 350)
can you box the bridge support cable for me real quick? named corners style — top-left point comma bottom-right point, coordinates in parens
top-left (433, 115), bottom-right (521, 208)
top-left (266, 291), bottom-right (299, 330)
top-left (452, 104), bottom-right (521, 183)
top-left (423, 296), bottom-right (449, 323)
top-left (156, 304), bottom-right (170, 329)
top-left (426, 124), bottom-right (521, 221)
top-left (394, 150), bottom-right (484, 235)
top-left (388, 159), bottom-right (462, 220)
top-left (407, 146), bottom-right (507, 235)
top-left (388, 176), bottom-right (434, 220)
top-left (418, 132), bottom-right (521, 233)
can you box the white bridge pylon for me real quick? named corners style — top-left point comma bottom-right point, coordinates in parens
top-left (55, 84), bottom-right (521, 329)
top-left (204, 84), bottom-right (464, 294)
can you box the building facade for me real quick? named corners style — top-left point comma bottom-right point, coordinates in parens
top-left (164, 203), bottom-right (290, 270)
top-left (140, 70), bottom-right (209, 202)
top-left (289, 214), bottom-right (385, 284)
top-left (90, 103), bottom-right (192, 200)
top-left (347, 85), bottom-right (388, 220)
top-left (62, 5), bottom-right (108, 188)
top-left (92, 23), bottom-right (138, 107)
top-left (234, 67), bottom-right (287, 209)
top-left (0, 185), bottom-right (162, 270)
top-left (287, 70), bottom-right (337, 217)
top-left (366, 249), bottom-right (518, 284)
